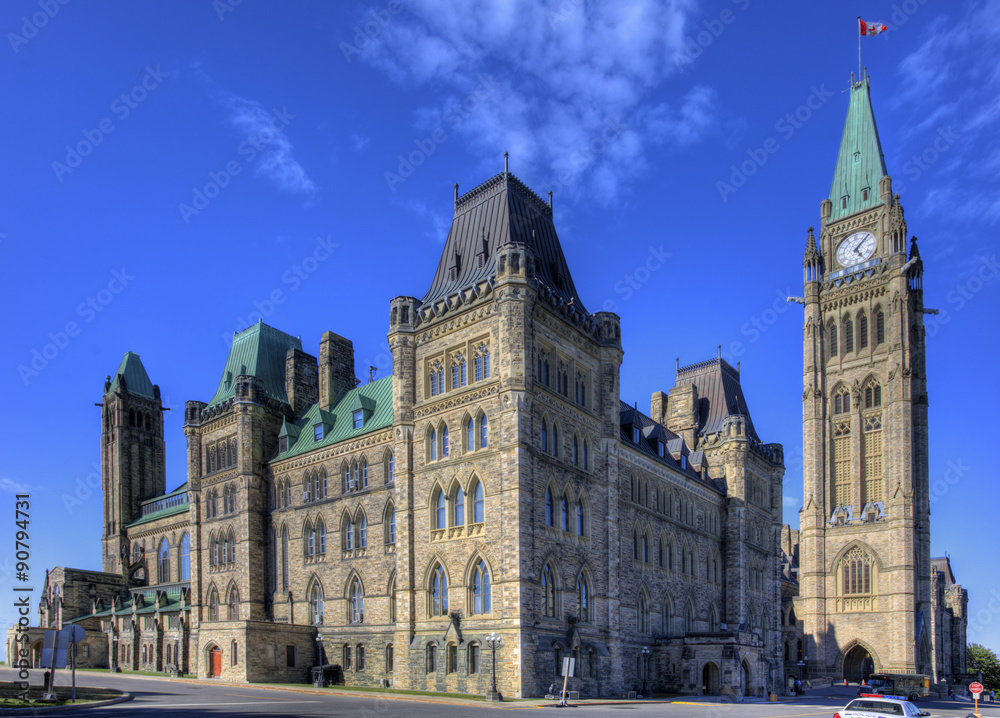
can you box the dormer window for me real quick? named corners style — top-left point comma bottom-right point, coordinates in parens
top-left (314, 425), bottom-right (323, 442)
top-left (632, 426), bottom-right (640, 444)
top-left (657, 441), bottom-right (665, 458)
top-left (278, 436), bottom-right (289, 454)
top-left (841, 196), bottom-right (849, 210)
top-left (352, 410), bottom-right (363, 430)
top-left (861, 187), bottom-right (870, 201)
top-left (680, 455), bottom-right (687, 470)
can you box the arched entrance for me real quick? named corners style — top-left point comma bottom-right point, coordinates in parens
top-left (207, 645), bottom-right (222, 678)
top-left (702, 661), bottom-right (721, 695)
top-left (741, 660), bottom-right (751, 696)
top-left (843, 645), bottom-right (875, 683)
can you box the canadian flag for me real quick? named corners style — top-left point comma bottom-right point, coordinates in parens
top-left (859, 18), bottom-right (888, 35)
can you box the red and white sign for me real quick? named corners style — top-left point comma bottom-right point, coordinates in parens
top-left (970, 682), bottom-right (983, 696)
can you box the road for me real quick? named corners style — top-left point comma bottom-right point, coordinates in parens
top-left (3, 669), bottom-right (998, 717)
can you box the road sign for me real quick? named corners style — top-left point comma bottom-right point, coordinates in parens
top-left (970, 682), bottom-right (983, 696)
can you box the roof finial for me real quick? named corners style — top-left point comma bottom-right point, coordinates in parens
top-left (548, 190), bottom-right (553, 209)
top-left (676, 357), bottom-right (679, 374)
top-left (717, 345), bottom-right (722, 360)
top-left (454, 182), bottom-right (459, 208)
top-left (504, 151), bottom-right (509, 174)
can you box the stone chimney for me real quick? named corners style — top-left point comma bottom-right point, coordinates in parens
top-left (650, 391), bottom-right (668, 424)
top-left (666, 384), bottom-right (698, 448)
top-left (319, 332), bottom-right (356, 410)
top-left (285, 348), bottom-right (318, 416)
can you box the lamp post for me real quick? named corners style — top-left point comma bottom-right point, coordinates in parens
top-left (314, 633), bottom-right (325, 687)
top-left (111, 629), bottom-right (119, 673)
top-left (485, 631), bottom-right (503, 701)
top-left (640, 646), bottom-right (651, 696)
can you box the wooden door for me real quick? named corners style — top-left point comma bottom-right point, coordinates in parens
top-left (209, 647), bottom-right (221, 677)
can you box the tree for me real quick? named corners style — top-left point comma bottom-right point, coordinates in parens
top-left (967, 643), bottom-right (1000, 690)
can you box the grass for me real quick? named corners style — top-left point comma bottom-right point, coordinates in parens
top-left (76, 667), bottom-right (189, 678)
top-left (0, 683), bottom-right (121, 708)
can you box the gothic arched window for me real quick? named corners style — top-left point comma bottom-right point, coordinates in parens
top-left (431, 564), bottom-right (448, 616)
top-left (542, 563), bottom-right (557, 617)
top-left (471, 559), bottom-right (491, 614)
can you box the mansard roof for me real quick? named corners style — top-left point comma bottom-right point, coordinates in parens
top-left (106, 351), bottom-right (155, 399)
top-left (207, 321), bottom-right (302, 408)
top-left (674, 356), bottom-right (760, 443)
top-left (829, 73), bottom-right (888, 221)
top-left (421, 170), bottom-right (587, 313)
top-left (272, 375), bottom-right (393, 461)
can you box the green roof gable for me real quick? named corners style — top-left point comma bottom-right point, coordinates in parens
top-left (105, 352), bottom-right (155, 399)
top-left (273, 376), bottom-right (392, 461)
top-left (829, 74), bottom-right (888, 221)
top-left (207, 321), bottom-right (302, 408)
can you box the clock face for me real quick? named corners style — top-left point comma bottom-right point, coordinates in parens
top-left (836, 231), bottom-right (877, 267)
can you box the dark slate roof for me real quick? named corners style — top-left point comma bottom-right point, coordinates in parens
top-left (618, 400), bottom-right (722, 493)
top-left (829, 74), bottom-right (888, 221)
top-left (106, 352), bottom-right (155, 398)
top-left (931, 557), bottom-right (957, 586)
top-left (421, 171), bottom-right (587, 312)
top-left (207, 321), bottom-right (302, 408)
top-left (674, 357), bottom-right (759, 443)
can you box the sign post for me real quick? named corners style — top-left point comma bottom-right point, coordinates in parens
top-left (66, 625), bottom-right (85, 703)
top-left (970, 681), bottom-right (983, 714)
top-left (558, 657), bottom-right (575, 707)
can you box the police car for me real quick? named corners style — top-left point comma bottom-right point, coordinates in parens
top-left (833, 695), bottom-right (931, 718)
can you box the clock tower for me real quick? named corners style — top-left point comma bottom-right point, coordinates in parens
top-left (797, 70), bottom-right (934, 681)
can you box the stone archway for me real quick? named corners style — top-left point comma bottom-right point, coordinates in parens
top-left (702, 661), bottom-right (721, 695)
top-left (741, 660), bottom-right (751, 697)
top-left (843, 645), bottom-right (875, 683)
top-left (206, 644), bottom-right (222, 678)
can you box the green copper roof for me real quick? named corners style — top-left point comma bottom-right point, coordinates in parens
top-left (829, 75), bottom-right (888, 221)
top-left (273, 376), bottom-right (392, 461)
top-left (106, 352), bottom-right (155, 398)
top-left (207, 321), bottom-right (302, 408)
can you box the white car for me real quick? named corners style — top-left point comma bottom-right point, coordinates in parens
top-left (834, 696), bottom-right (931, 718)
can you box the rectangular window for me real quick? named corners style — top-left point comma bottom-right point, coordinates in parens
top-left (286, 645), bottom-right (297, 667)
top-left (314, 425), bottom-right (323, 441)
top-left (353, 410), bottom-right (363, 429)
top-left (832, 433), bottom-right (851, 507)
top-left (862, 423), bottom-right (883, 503)
top-left (447, 644), bottom-right (458, 674)
top-left (469, 644), bottom-right (480, 674)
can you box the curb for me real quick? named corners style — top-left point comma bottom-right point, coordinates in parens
top-left (0, 692), bottom-right (131, 715)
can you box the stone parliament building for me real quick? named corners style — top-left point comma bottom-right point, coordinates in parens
top-left (11, 74), bottom-right (965, 698)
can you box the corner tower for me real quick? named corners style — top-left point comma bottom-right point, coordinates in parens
top-left (101, 352), bottom-right (166, 574)
top-left (798, 71), bottom-right (932, 681)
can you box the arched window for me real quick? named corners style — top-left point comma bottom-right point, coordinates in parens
top-left (345, 513), bottom-right (355, 550)
top-left (361, 458), bottom-right (369, 488)
top-left (560, 496), bottom-right (569, 531)
top-left (426, 643), bottom-right (437, 673)
top-left (343, 644), bottom-right (353, 671)
top-left (642, 532), bottom-right (649, 563)
top-left (158, 538), bottom-right (170, 583)
top-left (466, 416), bottom-right (474, 451)
top-left (442, 426), bottom-right (449, 458)
top-left (474, 353), bottom-right (483, 382)
top-left (472, 480), bottom-right (484, 524)
top-left (227, 586), bottom-right (239, 620)
top-left (179, 533), bottom-right (190, 581)
top-left (385, 451), bottom-right (394, 483)
top-left (662, 598), bottom-right (672, 636)
top-left (542, 563), bottom-right (556, 617)
top-left (844, 316), bottom-right (854, 353)
top-left (637, 591), bottom-right (648, 633)
top-left (385, 503), bottom-right (396, 545)
top-left (349, 577), bottom-right (364, 622)
top-left (552, 422), bottom-right (560, 457)
top-left (468, 642), bottom-right (481, 674)
top-left (541, 419), bottom-right (548, 452)
top-left (577, 572), bottom-right (591, 622)
top-left (472, 559), bottom-right (491, 614)
top-left (859, 312), bottom-right (869, 349)
top-left (227, 529), bottom-right (236, 564)
top-left (545, 488), bottom-right (554, 526)
top-left (311, 582), bottom-right (324, 625)
top-left (633, 528), bottom-right (639, 560)
top-left (208, 589), bottom-right (219, 621)
top-left (429, 368), bottom-right (438, 396)
top-left (685, 601), bottom-right (695, 632)
top-left (305, 519), bottom-right (315, 557)
top-left (582, 439), bottom-right (588, 470)
top-left (431, 564), bottom-right (448, 616)
top-left (281, 527), bottom-right (289, 590)
top-left (483, 348), bottom-right (490, 378)
top-left (454, 485), bottom-right (465, 526)
top-left (874, 308), bottom-right (885, 345)
top-left (833, 386), bottom-right (851, 414)
top-left (709, 603), bottom-right (719, 631)
top-left (573, 435), bottom-right (579, 466)
top-left (576, 502), bottom-right (584, 536)
top-left (828, 321), bottom-right (838, 357)
top-left (429, 429), bottom-right (437, 461)
top-left (435, 490), bottom-right (446, 530)
top-left (231, 640), bottom-right (238, 666)
top-left (480, 413), bottom-right (488, 448)
top-left (865, 382), bottom-right (882, 408)
top-left (841, 545), bottom-right (876, 595)
top-left (388, 574), bottom-right (397, 622)
top-left (317, 519), bottom-right (326, 555)
top-left (358, 513), bottom-right (367, 548)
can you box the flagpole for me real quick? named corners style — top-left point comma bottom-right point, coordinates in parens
top-left (857, 17), bottom-right (862, 84)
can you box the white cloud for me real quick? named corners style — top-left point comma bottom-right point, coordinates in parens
top-left (0, 478), bottom-right (30, 494)
top-left (220, 92), bottom-right (316, 194)
top-left (360, 0), bottom-right (712, 204)
top-left (783, 495), bottom-right (800, 508)
top-left (351, 132), bottom-right (372, 151)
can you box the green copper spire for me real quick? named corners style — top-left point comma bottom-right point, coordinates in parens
top-left (829, 73), bottom-right (888, 221)
top-left (105, 351), bottom-right (155, 398)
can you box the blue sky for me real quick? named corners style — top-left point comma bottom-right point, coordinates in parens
top-left (2, 0), bottom-right (998, 651)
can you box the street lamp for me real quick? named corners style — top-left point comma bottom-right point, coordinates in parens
top-left (316, 633), bottom-right (325, 665)
top-left (640, 646), bottom-right (651, 696)
top-left (313, 633), bottom-right (326, 688)
top-left (111, 629), bottom-right (119, 673)
top-left (485, 631), bottom-right (503, 702)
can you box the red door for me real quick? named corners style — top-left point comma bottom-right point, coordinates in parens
top-left (209, 647), bottom-right (222, 677)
